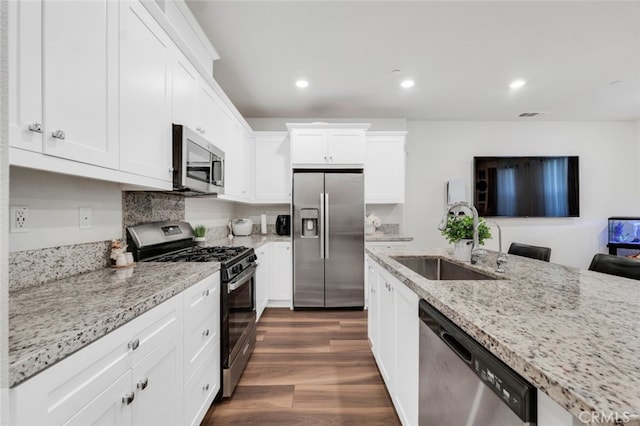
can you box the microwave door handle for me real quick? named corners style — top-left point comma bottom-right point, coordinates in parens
top-left (319, 193), bottom-right (324, 259)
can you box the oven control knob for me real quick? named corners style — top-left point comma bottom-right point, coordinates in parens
top-left (249, 254), bottom-right (257, 262)
top-left (236, 264), bottom-right (243, 273)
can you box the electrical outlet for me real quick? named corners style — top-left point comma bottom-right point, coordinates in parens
top-left (79, 207), bottom-right (92, 229)
top-left (10, 206), bottom-right (28, 233)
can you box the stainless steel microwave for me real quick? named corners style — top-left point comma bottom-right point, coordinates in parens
top-left (172, 124), bottom-right (224, 196)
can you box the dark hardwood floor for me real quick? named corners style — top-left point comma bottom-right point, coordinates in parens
top-left (202, 308), bottom-right (400, 425)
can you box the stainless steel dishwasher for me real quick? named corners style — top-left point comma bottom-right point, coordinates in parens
top-left (419, 300), bottom-right (536, 426)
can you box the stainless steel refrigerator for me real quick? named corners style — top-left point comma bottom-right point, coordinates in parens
top-left (293, 171), bottom-right (365, 308)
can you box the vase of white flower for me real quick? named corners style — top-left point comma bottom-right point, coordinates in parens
top-left (365, 213), bottom-right (381, 235)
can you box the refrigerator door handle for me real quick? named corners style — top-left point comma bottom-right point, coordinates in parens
top-left (325, 193), bottom-right (330, 259)
top-left (319, 193), bottom-right (325, 259)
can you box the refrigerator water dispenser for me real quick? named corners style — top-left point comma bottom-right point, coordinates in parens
top-left (300, 209), bottom-right (319, 238)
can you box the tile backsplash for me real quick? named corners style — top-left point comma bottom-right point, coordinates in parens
top-left (122, 191), bottom-right (185, 235)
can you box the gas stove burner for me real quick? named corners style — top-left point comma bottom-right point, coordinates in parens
top-left (148, 245), bottom-right (252, 263)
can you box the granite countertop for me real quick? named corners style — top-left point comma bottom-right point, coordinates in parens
top-left (365, 233), bottom-right (413, 242)
top-left (207, 233), bottom-right (291, 248)
top-left (9, 262), bottom-right (220, 387)
top-left (366, 247), bottom-right (640, 425)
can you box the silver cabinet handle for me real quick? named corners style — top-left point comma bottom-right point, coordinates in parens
top-left (329, 156), bottom-right (333, 161)
top-left (137, 378), bottom-right (149, 391)
top-left (196, 127), bottom-right (202, 133)
top-left (202, 329), bottom-right (210, 337)
top-left (201, 129), bottom-right (206, 134)
top-left (122, 392), bottom-right (135, 405)
top-left (28, 122), bottom-right (43, 133)
top-left (128, 338), bottom-right (140, 350)
top-left (203, 383), bottom-right (210, 392)
top-left (51, 129), bottom-right (65, 140)
top-left (169, 167), bottom-right (174, 173)
top-left (202, 289), bottom-right (210, 297)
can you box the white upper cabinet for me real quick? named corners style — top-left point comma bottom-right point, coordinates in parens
top-left (223, 120), bottom-right (254, 201)
top-left (288, 123), bottom-right (370, 168)
top-left (8, 0), bottom-right (43, 153)
top-left (254, 132), bottom-right (291, 203)
top-left (41, 0), bottom-right (119, 169)
top-left (365, 132), bottom-right (407, 204)
top-left (172, 52), bottom-right (199, 129)
top-left (119, 0), bottom-right (173, 183)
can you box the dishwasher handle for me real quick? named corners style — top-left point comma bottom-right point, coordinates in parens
top-left (440, 330), bottom-right (472, 364)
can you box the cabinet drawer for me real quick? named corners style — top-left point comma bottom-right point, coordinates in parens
top-left (183, 272), bottom-right (219, 320)
top-left (183, 299), bottom-right (219, 382)
top-left (127, 296), bottom-right (183, 366)
top-left (184, 344), bottom-right (219, 426)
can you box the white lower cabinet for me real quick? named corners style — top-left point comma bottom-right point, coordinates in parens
top-left (268, 242), bottom-right (293, 307)
top-left (64, 372), bottom-right (133, 426)
top-left (131, 330), bottom-right (183, 426)
top-left (10, 272), bottom-right (220, 426)
top-left (255, 244), bottom-right (271, 320)
top-left (183, 344), bottom-right (219, 426)
top-left (366, 255), bottom-right (419, 426)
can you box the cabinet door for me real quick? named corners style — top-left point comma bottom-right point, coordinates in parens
top-left (327, 129), bottom-right (364, 165)
top-left (377, 276), bottom-right (396, 391)
top-left (197, 83), bottom-right (219, 145)
top-left (365, 134), bottom-right (406, 203)
top-left (119, 1), bottom-right (173, 182)
top-left (63, 372), bottom-right (132, 426)
top-left (172, 52), bottom-right (198, 129)
top-left (254, 133), bottom-right (291, 202)
top-left (183, 343), bottom-right (219, 426)
top-left (394, 280), bottom-right (419, 426)
top-left (290, 129), bottom-right (328, 164)
top-left (183, 300), bottom-right (218, 383)
top-left (366, 259), bottom-right (379, 352)
top-left (224, 120), bottom-right (252, 200)
top-left (8, 0), bottom-right (43, 153)
top-left (269, 242), bottom-right (292, 303)
top-left (131, 331), bottom-right (183, 426)
top-left (42, 0), bottom-right (118, 168)
top-left (255, 244), bottom-right (271, 320)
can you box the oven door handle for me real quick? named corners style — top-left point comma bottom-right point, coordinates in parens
top-left (227, 265), bottom-right (256, 293)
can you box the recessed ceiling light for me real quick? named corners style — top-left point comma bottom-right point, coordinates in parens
top-left (295, 80), bottom-right (309, 88)
top-left (401, 80), bottom-right (415, 89)
top-left (510, 79), bottom-right (526, 90)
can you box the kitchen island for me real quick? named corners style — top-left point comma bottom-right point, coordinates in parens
top-left (367, 247), bottom-right (640, 426)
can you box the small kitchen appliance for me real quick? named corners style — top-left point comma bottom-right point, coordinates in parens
top-left (172, 124), bottom-right (225, 196)
top-left (231, 218), bottom-right (253, 236)
top-left (275, 215), bottom-right (291, 236)
top-left (126, 220), bottom-right (257, 398)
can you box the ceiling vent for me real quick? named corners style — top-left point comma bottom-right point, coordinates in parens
top-left (518, 112), bottom-right (544, 117)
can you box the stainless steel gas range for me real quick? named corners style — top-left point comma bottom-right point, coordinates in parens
top-left (127, 220), bottom-right (257, 398)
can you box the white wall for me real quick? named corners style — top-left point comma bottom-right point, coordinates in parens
top-left (405, 121), bottom-right (640, 268)
top-left (9, 167), bottom-right (123, 252)
top-left (184, 197), bottom-right (236, 228)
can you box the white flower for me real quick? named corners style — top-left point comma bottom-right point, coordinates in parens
top-left (365, 213), bottom-right (381, 228)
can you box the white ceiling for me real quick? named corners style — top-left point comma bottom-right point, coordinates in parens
top-left (185, 1), bottom-right (640, 121)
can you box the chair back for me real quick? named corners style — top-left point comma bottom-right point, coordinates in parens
top-left (588, 253), bottom-right (640, 280)
top-left (507, 242), bottom-right (551, 262)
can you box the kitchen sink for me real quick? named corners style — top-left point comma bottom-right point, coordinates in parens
top-left (391, 256), bottom-right (500, 280)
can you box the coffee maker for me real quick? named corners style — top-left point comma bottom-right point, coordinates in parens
top-left (275, 215), bottom-right (291, 236)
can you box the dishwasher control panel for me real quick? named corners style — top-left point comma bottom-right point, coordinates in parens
top-left (475, 359), bottom-right (528, 415)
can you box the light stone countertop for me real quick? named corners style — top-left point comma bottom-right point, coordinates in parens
top-left (366, 247), bottom-right (640, 426)
top-left (9, 261), bottom-right (220, 387)
top-left (365, 233), bottom-right (413, 242)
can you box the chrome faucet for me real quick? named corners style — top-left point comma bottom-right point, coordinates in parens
top-left (438, 202), bottom-right (483, 264)
top-left (486, 220), bottom-right (507, 273)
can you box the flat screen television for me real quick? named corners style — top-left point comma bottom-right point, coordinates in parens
top-left (473, 156), bottom-right (579, 218)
